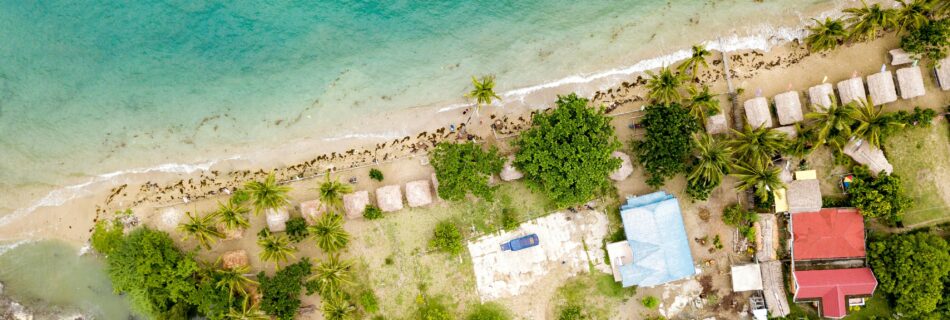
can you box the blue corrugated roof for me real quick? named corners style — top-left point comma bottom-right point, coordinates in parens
top-left (618, 191), bottom-right (696, 287)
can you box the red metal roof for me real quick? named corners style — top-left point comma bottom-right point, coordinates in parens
top-left (794, 268), bottom-right (877, 318)
top-left (792, 208), bottom-right (866, 260)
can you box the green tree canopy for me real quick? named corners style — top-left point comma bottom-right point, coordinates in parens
top-left (805, 17), bottom-right (849, 52)
top-left (431, 221), bottom-right (464, 255)
top-left (245, 173), bottom-right (291, 215)
top-left (729, 124), bottom-right (789, 166)
top-left (633, 103), bottom-right (700, 188)
top-left (868, 232), bottom-right (950, 317)
top-left (258, 258), bottom-right (313, 320)
top-left (514, 93), bottom-right (621, 207)
top-left (431, 142), bottom-right (505, 201)
top-left (850, 98), bottom-right (905, 148)
top-left (685, 85), bottom-right (720, 122)
top-left (467, 75), bottom-right (502, 116)
top-left (645, 67), bottom-right (688, 105)
top-left (686, 133), bottom-right (733, 201)
top-left (678, 45), bottom-right (711, 76)
top-left (318, 172), bottom-right (353, 210)
top-left (844, 0), bottom-right (898, 41)
top-left (901, 17), bottom-right (950, 63)
top-left (848, 166), bottom-right (912, 225)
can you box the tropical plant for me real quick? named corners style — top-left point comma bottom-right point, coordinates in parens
top-left (363, 204), bottom-right (383, 220)
top-left (645, 67), bottom-right (688, 105)
top-left (91, 218), bottom-right (125, 255)
top-left (805, 100), bottom-right (855, 151)
top-left (431, 220), bottom-right (464, 255)
top-left (729, 124), bottom-right (789, 165)
top-left (901, 17), bottom-right (950, 62)
top-left (678, 44), bottom-right (711, 76)
top-left (868, 232), bottom-right (950, 317)
top-left (368, 168), bottom-right (384, 182)
top-left (318, 172), bottom-right (353, 210)
top-left (309, 212), bottom-right (350, 253)
top-left (466, 302), bottom-right (512, 320)
top-left (805, 17), bottom-right (849, 52)
top-left (896, 0), bottom-right (933, 33)
top-left (514, 93), bottom-right (621, 207)
top-left (893, 106), bottom-right (938, 126)
top-left (784, 124), bottom-right (816, 158)
top-left (931, 0), bottom-right (949, 17)
top-left (284, 217), bottom-right (310, 243)
top-left (244, 173), bottom-right (290, 215)
top-left (257, 231), bottom-right (296, 269)
top-left (322, 295), bottom-right (357, 320)
top-left (466, 75), bottom-right (502, 116)
top-left (633, 103), bottom-right (700, 188)
top-left (308, 255), bottom-right (353, 299)
top-left (227, 298), bottom-right (270, 320)
top-left (731, 160), bottom-right (784, 200)
top-left (685, 85), bottom-right (720, 122)
top-left (641, 296), bottom-right (660, 309)
top-left (848, 166), bottom-right (912, 225)
top-left (216, 200), bottom-right (251, 231)
top-left (431, 141), bottom-right (505, 201)
top-left (178, 211), bottom-right (225, 250)
top-left (214, 262), bottom-right (258, 300)
top-left (844, 0), bottom-right (898, 41)
top-left (557, 304), bottom-right (587, 320)
top-left (850, 98), bottom-right (905, 147)
top-left (686, 133), bottom-right (732, 201)
top-left (257, 258), bottom-right (312, 320)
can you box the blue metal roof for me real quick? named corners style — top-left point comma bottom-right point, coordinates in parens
top-left (618, 191), bottom-right (696, 287)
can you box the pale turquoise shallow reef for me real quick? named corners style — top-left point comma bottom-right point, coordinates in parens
top-left (0, 0), bottom-right (842, 316)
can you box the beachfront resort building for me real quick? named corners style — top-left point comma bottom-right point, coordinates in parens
top-left (606, 191), bottom-right (696, 288)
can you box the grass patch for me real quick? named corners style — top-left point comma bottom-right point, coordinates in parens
top-left (554, 272), bottom-right (636, 319)
top-left (843, 292), bottom-right (893, 319)
top-left (884, 122), bottom-right (950, 226)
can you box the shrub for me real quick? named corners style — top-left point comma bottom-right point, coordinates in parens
top-left (869, 232), bottom-right (950, 317)
top-left (641, 296), bottom-right (659, 309)
top-left (721, 204), bottom-right (755, 227)
top-left (430, 221), bottom-right (464, 255)
top-left (893, 107), bottom-right (938, 127)
top-left (416, 294), bottom-right (454, 320)
top-left (358, 289), bottom-right (380, 314)
top-left (848, 166), bottom-right (912, 225)
top-left (258, 258), bottom-right (313, 320)
top-left (901, 17), bottom-right (950, 63)
top-left (363, 205), bottom-right (383, 220)
top-left (557, 304), bottom-right (587, 320)
top-left (369, 168), bottom-right (384, 182)
top-left (465, 302), bottom-right (512, 320)
top-left (431, 142), bottom-right (505, 201)
top-left (500, 207), bottom-right (520, 231)
top-left (633, 103), bottom-right (700, 188)
top-left (285, 217), bottom-right (309, 242)
top-left (91, 218), bottom-right (124, 256)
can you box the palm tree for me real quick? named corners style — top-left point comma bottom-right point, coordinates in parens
top-left (216, 200), bottom-right (250, 231)
top-left (895, 0), bottom-right (932, 33)
top-left (732, 160), bottom-right (785, 200)
top-left (244, 173), bottom-right (290, 215)
top-left (309, 255), bottom-right (354, 299)
top-left (318, 172), bottom-right (353, 210)
top-left (850, 98), bottom-right (905, 147)
top-left (806, 100), bottom-right (856, 151)
top-left (214, 262), bottom-right (258, 300)
top-left (930, 0), bottom-right (949, 17)
top-left (678, 44), bottom-right (711, 76)
top-left (688, 133), bottom-right (733, 189)
top-left (729, 124), bottom-right (789, 165)
top-left (321, 295), bottom-right (357, 320)
top-left (466, 75), bottom-right (501, 116)
top-left (257, 232), bottom-right (296, 269)
top-left (178, 211), bottom-right (224, 250)
top-left (309, 213), bottom-right (350, 253)
top-left (645, 67), bottom-right (687, 105)
top-left (844, 0), bottom-right (898, 41)
top-left (685, 85), bottom-right (720, 122)
top-left (784, 124), bottom-right (816, 158)
top-left (804, 18), bottom-right (849, 52)
top-left (227, 298), bottom-right (269, 320)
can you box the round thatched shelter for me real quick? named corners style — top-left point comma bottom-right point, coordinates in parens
top-left (743, 97), bottom-right (772, 128)
top-left (866, 71), bottom-right (897, 105)
top-left (221, 250), bottom-right (249, 269)
top-left (405, 180), bottom-right (433, 208)
top-left (376, 185), bottom-right (404, 212)
top-left (343, 191), bottom-right (370, 219)
top-left (265, 208), bottom-right (289, 232)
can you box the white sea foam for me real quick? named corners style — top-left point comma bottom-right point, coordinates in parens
top-left (322, 131), bottom-right (409, 142)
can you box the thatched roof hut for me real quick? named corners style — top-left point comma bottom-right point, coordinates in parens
top-left (299, 199), bottom-right (325, 224)
top-left (866, 71), bottom-right (897, 105)
top-left (705, 113), bottom-right (728, 134)
top-left (609, 151), bottom-right (633, 181)
top-left (897, 66), bottom-right (926, 99)
top-left (937, 57), bottom-right (950, 91)
top-left (499, 156), bottom-right (523, 181)
top-left (376, 185), bottom-right (404, 212)
top-left (265, 208), bottom-right (289, 232)
top-left (889, 48), bottom-right (913, 65)
top-left (843, 140), bottom-right (893, 176)
top-left (774, 91), bottom-right (803, 125)
top-left (808, 83), bottom-right (834, 112)
top-left (744, 97), bottom-right (773, 128)
top-left (221, 250), bottom-right (249, 269)
top-left (343, 191), bottom-right (370, 219)
top-left (774, 125), bottom-right (798, 139)
top-left (405, 180), bottom-right (433, 208)
top-left (787, 179), bottom-right (822, 213)
top-left (836, 77), bottom-right (866, 104)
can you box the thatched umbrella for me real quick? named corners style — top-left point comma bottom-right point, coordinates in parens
top-left (896, 66), bottom-right (925, 99)
top-left (936, 57), bottom-right (950, 91)
top-left (843, 140), bottom-right (893, 176)
top-left (836, 77), bottom-right (866, 104)
top-left (405, 180), bottom-right (433, 208)
top-left (298, 199), bottom-right (325, 224)
top-left (705, 114), bottom-right (729, 134)
top-left (265, 208), bottom-right (289, 232)
top-left (342, 191), bottom-right (370, 219)
top-left (221, 250), bottom-right (249, 269)
top-left (743, 97), bottom-right (773, 128)
top-left (786, 179), bottom-right (822, 213)
top-left (807, 83), bottom-right (834, 112)
top-left (866, 71), bottom-right (897, 105)
top-left (609, 151), bottom-right (633, 181)
top-left (774, 126), bottom-right (798, 139)
top-left (499, 156), bottom-right (523, 181)
top-left (774, 91), bottom-right (803, 125)
top-left (375, 185), bottom-right (404, 212)
top-left (889, 48), bottom-right (913, 66)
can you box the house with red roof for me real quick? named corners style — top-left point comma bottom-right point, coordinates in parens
top-left (790, 208), bottom-right (878, 319)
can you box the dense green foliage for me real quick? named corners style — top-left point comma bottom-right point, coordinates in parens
top-left (901, 17), bottom-right (950, 62)
top-left (245, 173), bottom-right (291, 215)
top-left (430, 221), bottom-right (464, 255)
top-left (467, 75), bottom-right (501, 113)
top-left (308, 255), bottom-right (353, 299)
top-left (729, 124), bottom-right (789, 166)
top-left (721, 204), bottom-right (758, 242)
top-left (848, 166), bottom-right (912, 225)
top-left (641, 296), bottom-right (660, 309)
top-left (285, 217), bottom-right (310, 242)
top-left (806, 100), bottom-right (855, 152)
top-left (257, 230), bottom-right (297, 268)
top-left (731, 160), bottom-right (784, 200)
top-left (500, 207), bottom-right (520, 231)
top-left (685, 85), bottom-right (720, 122)
top-left (369, 168), bottom-right (384, 181)
top-left (805, 17), bottom-right (849, 52)
top-left (258, 258), bottom-right (313, 320)
top-left (465, 302), bottom-right (512, 320)
top-left (215, 199), bottom-right (250, 231)
top-left (686, 133), bottom-right (732, 201)
top-left (358, 289), bottom-right (380, 314)
top-left (868, 232), bottom-right (950, 317)
top-left (178, 211), bottom-right (224, 250)
top-left (557, 304), bottom-right (588, 320)
top-left (90, 218), bottom-right (125, 256)
top-left (893, 106), bottom-right (938, 127)
top-left (851, 99), bottom-right (905, 148)
top-left (309, 213), bottom-right (350, 253)
top-left (416, 295), bottom-right (455, 320)
top-left (431, 141), bottom-right (505, 201)
top-left (633, 103), bottom-right (700, 187)
top-left (514, 94), bottom-right (621, 207)
top-left (645, 67), bottom-right (687, 105)
top-left (319, 173), bottom-right (354, 210)
top-left (844, 1), bottom-right (897, 41)
top-left (363, 204), bottom-right (383, 220)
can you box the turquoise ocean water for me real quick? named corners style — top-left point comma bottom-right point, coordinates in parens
top-left (0, 0), bottom-right (859, 316)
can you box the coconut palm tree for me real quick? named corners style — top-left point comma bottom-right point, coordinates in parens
top-left (688, 133), bottom-right (733, 189)
top-left (321, 295), bottom-right (357, 320)
top-left (645, 67), bottom-right (687, 105)
top-left (244, 173), bottom-right (290, 216)
top-left (466, 75), bottom-right (501, 117)
top-left (178, 211), bottom-right (224, 250)
top-left (309, 255), bottom-right (354, 299)
top-left (729, 124), bottom-right (789, 166)
top-left (806, 100), bottom-right (856, 151)
top-left (804, 18), bottom-right (849, 52)
top-left (214, 262), bottom-right (258, 300)
top-left (227, 298), bottom-right (269, 320)
top-left (318, 172), bottom-right (353, 210)
top-left (309, 213), bottom-right (350, 253)
top-left (732, 160), bottom-right (785, 200)
top-left (930, 0), bottom-right (949, 17)
top-left (850, 98), bottom-right (905, 147)
top-left (896, 0), bottom-right (933, 33)
top-left (257, 231), bottom-right (296, 269)
top-left (685, 85), bottom-right (720, 122)
top-left (678, 44), bottom-right (711, 76)
top-left (784, 124), bottom-right (816, 158)
top-left (216, 200), bottom-right (250, 231)
top-left (844, 0), bottom-right (898, 41)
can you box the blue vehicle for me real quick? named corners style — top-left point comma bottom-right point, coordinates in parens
top-left (500, 234), bottom-right (540, 251)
